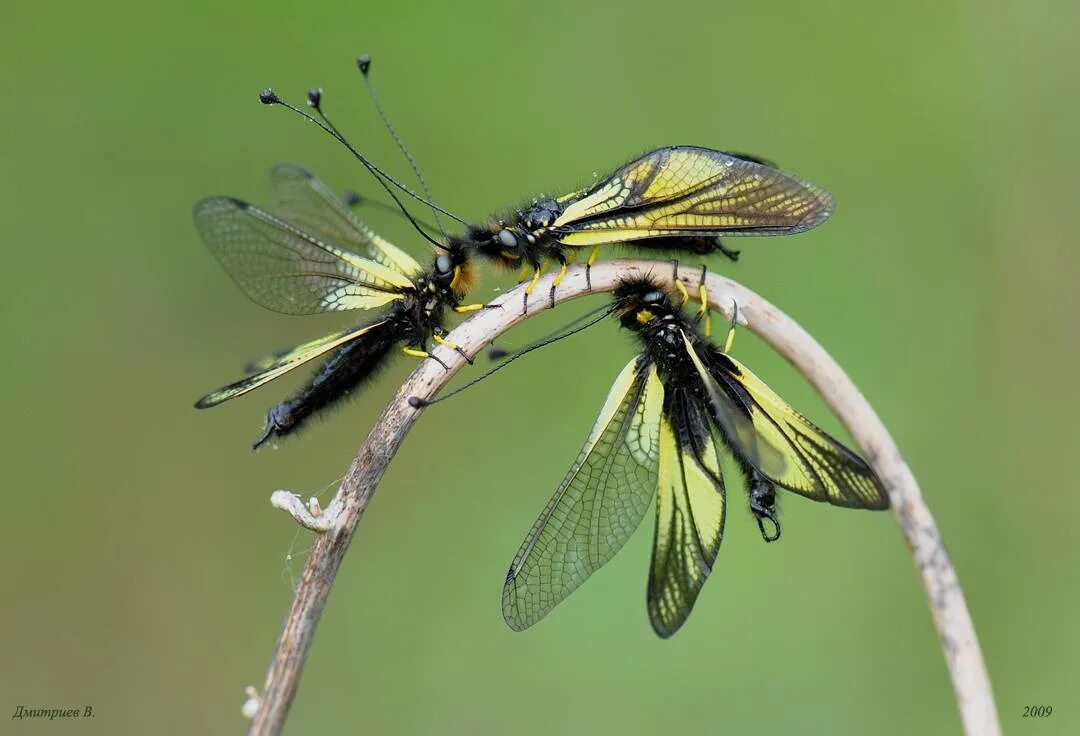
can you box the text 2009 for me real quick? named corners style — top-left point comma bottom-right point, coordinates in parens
top-left (1022, 705), bottom-right (1052, 718)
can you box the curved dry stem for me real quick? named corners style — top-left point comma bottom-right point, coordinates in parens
top-left (245, 259), bottom-right (998, 736)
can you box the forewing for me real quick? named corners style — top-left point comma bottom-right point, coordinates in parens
top-left (268, 164), bottom-right (424, 276)
top-left (194, 320), bottom-right (390, 408)
top-left (552, 146), bottom-right (834, 247)
top-left (682, 330), bottom-right (888, 510)
top-left (648, 401), bottom-right (726, 638)
top-left (714, 353), bottom-right (888, 509)
top-left (193, 197), bottom-right (412, 315)
top-left (502, 359), bottom-right (664, 631)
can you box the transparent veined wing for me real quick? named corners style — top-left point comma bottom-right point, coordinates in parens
top-left (193, 197), bottom-right (413, 315)
top-left (268, 164), bottom-right (424, 276)
top-left (194, 319), bottom-right (391, 408)
top-left (648, 391), bottom-right (727, 638)
top-left (503, 358), bottom-right (664, 631)
top-left (551, 146), bottom-right (834, 247)
top-left (682, 334), bottom-right (888, 510)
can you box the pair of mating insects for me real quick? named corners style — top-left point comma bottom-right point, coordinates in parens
top-left (194, 58), bottom-right (888, 637)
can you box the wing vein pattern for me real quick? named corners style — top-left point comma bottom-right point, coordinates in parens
top-left (648, 390), bottom-right (726, 637)
top-left (552, 146), bottom-right (835, 247)
top-left (502, 358), bottom-right (663, 631)
top-left (193, 195), bottom-right (413, 315)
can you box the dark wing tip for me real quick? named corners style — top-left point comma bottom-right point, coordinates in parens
top-left (647, 610), bottom-right (682, 639)
top-left (867, 483), bottom-right (891, 510)
top-left (194, 195), bottom-right (249, 215)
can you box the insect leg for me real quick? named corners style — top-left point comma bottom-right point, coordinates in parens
top-left (585, 245), bottom-right (602, 290)
top-left (548, 259), bottom-right (568, 308)
top-left (723, 299), bottom-right (740, 354)
top-left (434, 330), bottom-right (474, 365)
top-left (695, 264), bottom-right (712, 337)
top-left (455, 301), bottom-right (504, 313)
top-left (671, 259), bottom-right (690, 306)
top-left (715, 238), bottom-right (740, 262)
top-left (522, 265), bottom-right (544, 314)
top-left (402, 346), bottom-right (449, 371)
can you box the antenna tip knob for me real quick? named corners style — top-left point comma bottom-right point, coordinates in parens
top-left (407, 396), bottom-right (427, 409)
top-left (343, 191), bottom-right (362, 207)
top-left (356, 53), bottom-right (372, 75)
top-left (258, 88), bottom-right (279, 105)
top-left (306, 87), bottom-right (322, 109)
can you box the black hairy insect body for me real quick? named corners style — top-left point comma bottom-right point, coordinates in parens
top-left (193, 165), bottom-right (482, 449)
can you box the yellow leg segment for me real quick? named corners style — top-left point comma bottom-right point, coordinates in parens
top-left (723, 300), bottom-right (740, 354)
top-left (517, 264), bottom-right (531, 283)
top-left (433, 334), bottom-right (459, 351)
top-left (548, 261), bottom-right (569, 308)
top-left (551, 261), bottom-right (568, 288)
top-left (584, 245), bottom-right (602, 290)
top-left (696, 281), bottom-right (711, 337)
top-left (674, 278), bottom-right (689, 306)
top-left (454, 303), bottom-right (485, 313)
top-left (402, 347), bottom-right (430, 359)
top-left (525, 266), bottom-right (543, 294)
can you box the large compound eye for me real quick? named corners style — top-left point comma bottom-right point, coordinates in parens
top-left (436, 254), bottom-right (452, 275)
top-left (643, 290), bottom-right (664, 304)
top-left (497, 229), bottom-right (518, 248)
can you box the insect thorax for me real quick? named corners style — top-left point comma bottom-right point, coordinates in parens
top-left (517, 197), bottom-right (562, 230)
top-left (395, 284), bottom-right (450, 345)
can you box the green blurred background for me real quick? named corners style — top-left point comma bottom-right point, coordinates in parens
top-left (2, 0), bottom-right (1077, 733)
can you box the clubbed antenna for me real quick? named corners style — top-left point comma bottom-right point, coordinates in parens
top-left (256, 86), bottom-right (467, 243)
top-left (357, 53), bottom-right (448, 241)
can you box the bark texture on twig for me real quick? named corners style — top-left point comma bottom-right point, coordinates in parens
top-left (245, 260), bottom-right (999, 736)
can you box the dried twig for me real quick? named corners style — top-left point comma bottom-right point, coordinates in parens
top-left (245, 260), bottom-right (999, 736)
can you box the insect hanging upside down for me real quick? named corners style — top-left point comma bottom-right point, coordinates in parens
top-left (500, 274), bottom-right (888, 637)
top-left (451, 145), bottom-right (836, 311)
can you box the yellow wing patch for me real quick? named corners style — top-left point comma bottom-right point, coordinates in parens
top-left (718, 353), bottom-right (888, 509)
top-left (194, 197), bottom-right (411, 315)
top-left (681, 330), bottom-right (887, 511)
top-left (269, 164), bottom-right (424, 277)
top-left (648, 413), bottom-right (726, 638)
top-left (551, 146), bottom-right (834, 247)
top-left (194, 320), bottom-right (389, 408)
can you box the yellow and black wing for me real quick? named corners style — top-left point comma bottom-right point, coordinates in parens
top-left (194, 319), bottom-right (390, 408)
top-left (503, 358), bottom-right (664, 631)
top-left (648, 393), bottom-right (727, 638)
top-left (682, 335), bottom-right (888, 510)
top-left (267, 164), bottom-right (424, 276)
top-left (551, 146), bottom-right (834, 247)
top-left (193, 196), bottom-right (414, 315)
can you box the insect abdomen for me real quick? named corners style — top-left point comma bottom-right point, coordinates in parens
top-left (254, 321), bottom-right (399, 448)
